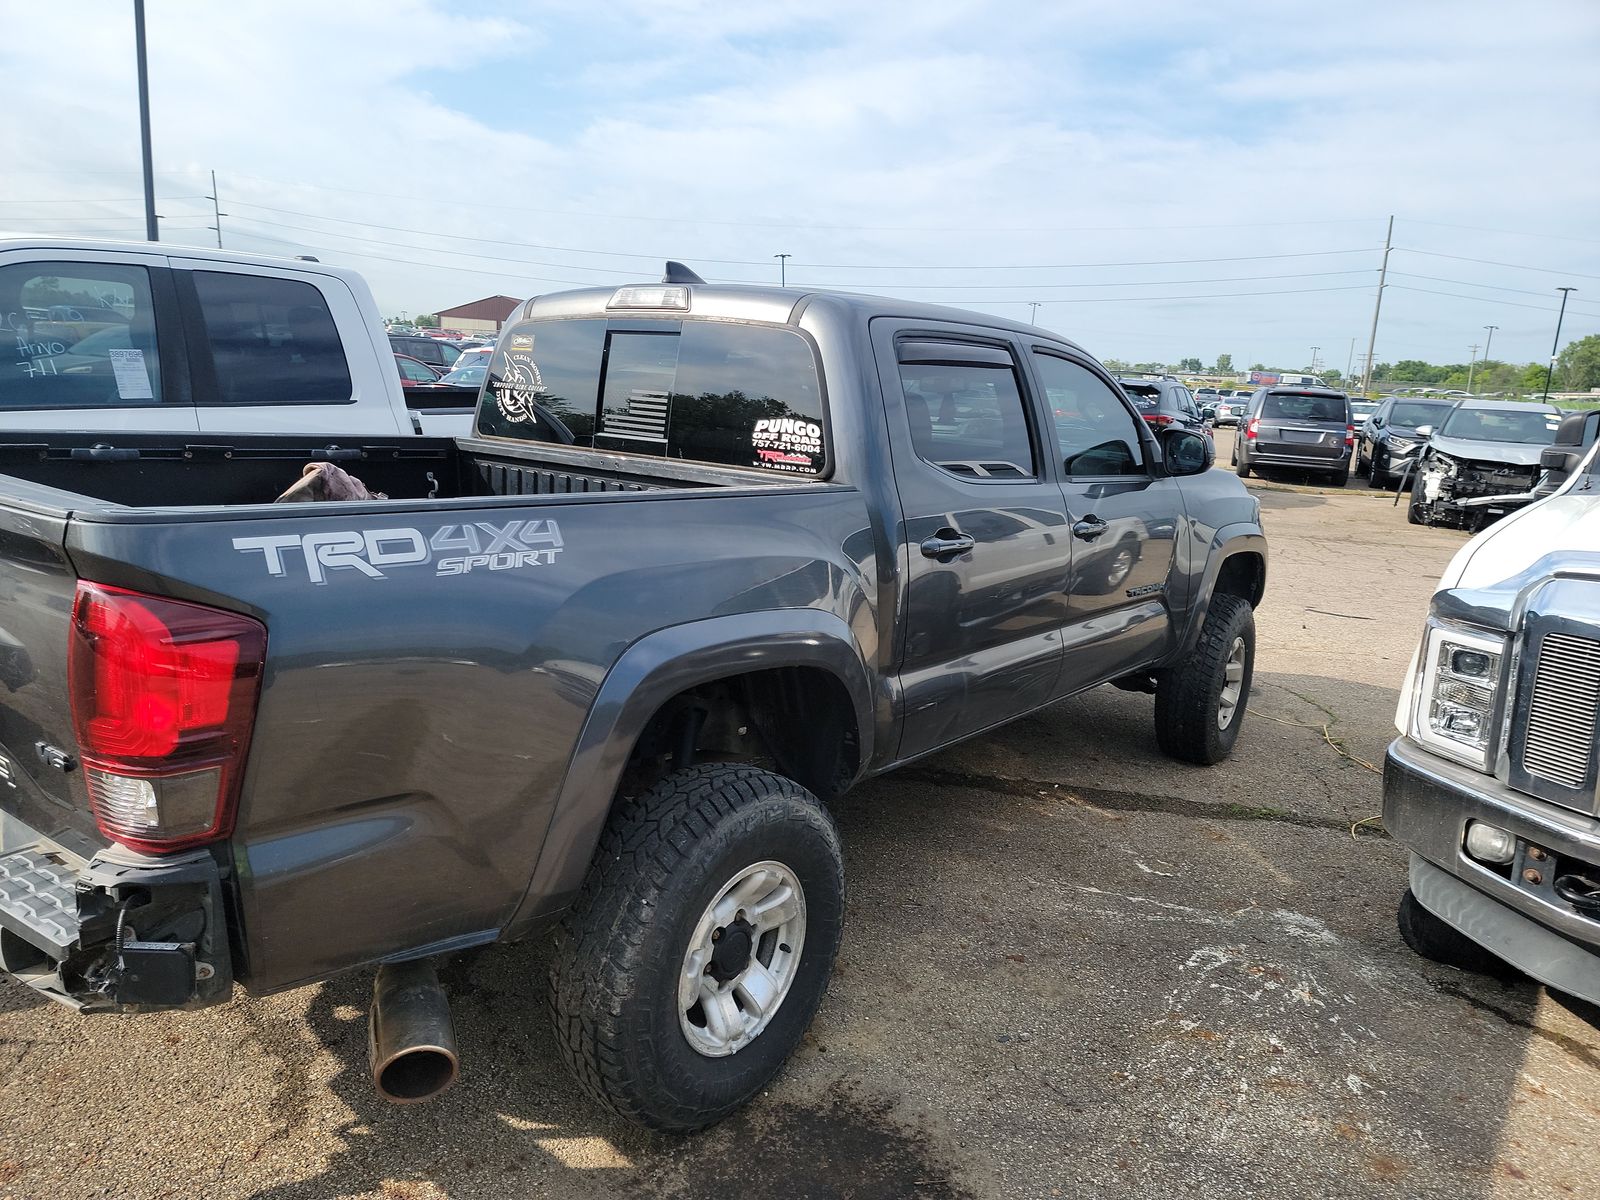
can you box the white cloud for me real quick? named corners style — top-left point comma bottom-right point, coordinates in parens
top-left (1, 0), bottom-right (1596, 369)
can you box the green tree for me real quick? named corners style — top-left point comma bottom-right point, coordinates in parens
top-left (1250, 362), bottom-right (1265, 372)
top-left (414, 313), bottom-right (439, 328)
top-left (1101, 358), bottom-right (1129, 374)
top-left (1519, 362), bottom-right (1550, 392)
top-left (1214, 353), bottom-right (1233, 373)
top-left (1322, 368), bottom-right (1343, 385)
top-left (1557, 334), bottom-right (1600, 391)
top-left (1178, 357), bottom-right (1203, 373)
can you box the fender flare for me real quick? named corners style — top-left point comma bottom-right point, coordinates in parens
top-left (504, 609), bottom-right (875, 936)
top-left (1173, 525), bottom-right (1267, 661)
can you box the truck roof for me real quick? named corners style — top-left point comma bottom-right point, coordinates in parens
top-left (0, 236), bottom-right (374, 290)
top-left (517, 281), bottom-right (1092, 355)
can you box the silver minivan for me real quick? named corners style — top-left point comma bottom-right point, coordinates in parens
top-left (1232, 386), bottom-right (1353, 487)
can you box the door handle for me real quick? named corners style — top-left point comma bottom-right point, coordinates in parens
top-left (1072, 516), bottom-right (1109, 540)
top-left (920, 532), bottom-right (976, 560)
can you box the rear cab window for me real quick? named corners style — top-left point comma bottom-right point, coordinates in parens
top-left (190, 271), bottom-right (352, 406)
top-left (1, 261), bottom-right (163, 409)
top-left (477, 318), bottom-right (827, 476)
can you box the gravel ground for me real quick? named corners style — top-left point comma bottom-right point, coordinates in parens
top-left (2, 430), bottom-right (1596, 1199)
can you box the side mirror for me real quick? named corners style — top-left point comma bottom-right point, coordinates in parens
top-left (1540, 446), bottom-right (1583, 474)
top-left (1372, 417), bottom-right (1385, 428)
top-left (1161, 428), bottom-right (1213, 476)
top-left (1414, 424), bottom-right (1434, 439)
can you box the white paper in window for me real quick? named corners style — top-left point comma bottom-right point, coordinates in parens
top-left (108, 348), bottom-right (154, 400)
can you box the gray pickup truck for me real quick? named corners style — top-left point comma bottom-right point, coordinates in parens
top-left (0, 272), bottom-right (1266, 1130)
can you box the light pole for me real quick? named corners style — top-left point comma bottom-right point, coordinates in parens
top-left (1482, 324), bottom-right (1498, 373)
top-left (1544, 288), bottom-right (1576, 400)
top-left (134, 0), bottom-right (158, 242)
top-left (1310, 346), bottom-right (1320, 373)
top-left (1028, 301), bottom-right (1041, 324)
top-left (1466, 343), bottom-right (1481, 393)
top-left (774, 253), bottom-right (791, 287)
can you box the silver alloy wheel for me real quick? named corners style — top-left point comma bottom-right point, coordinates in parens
top-left (1217, 635), bottom-right (1246, 729)
top-left (1105, 545), bottom-right (1135, 589)
top-left (678, 860), bottom-right (807, 1058)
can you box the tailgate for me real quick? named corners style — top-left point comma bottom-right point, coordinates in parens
top-left (0, 502), bottom-right (102, 857)
top-left (1258, 420), bottom-right (1345, 460)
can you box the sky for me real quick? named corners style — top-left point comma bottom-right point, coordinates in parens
top-left (2, 0), bottom-right (1598, 374)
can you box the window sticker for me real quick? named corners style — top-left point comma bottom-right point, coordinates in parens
top-left (108, 348), bottom-right (154, 400)
top-left (494, 350), bottom-right (545, 422)
top-left (751, 416), bottom-right (822, 473)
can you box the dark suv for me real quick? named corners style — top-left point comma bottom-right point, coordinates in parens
top-left (1356, 396), bottom-right (1456, 489)
top-left (388, 334), bottom-right (462, 371)
top-left (1232, 386), bottom-right (1353, 487)
top-left (1116, 376), bottom-right (1211, 442)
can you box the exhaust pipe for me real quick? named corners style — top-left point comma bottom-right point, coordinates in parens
top-left (368, 959), bottom-right (460, 1103)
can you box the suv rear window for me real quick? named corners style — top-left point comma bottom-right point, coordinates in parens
top-left (478, 319), bottom-right (826, 475)
top-left (1260, 392), bottom-right (1347, 422)
top-left (1118, 383), bottom-right (1160, 412)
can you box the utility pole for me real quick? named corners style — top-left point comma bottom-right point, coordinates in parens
top-left (1028, 301), bottom-right (1041, 324)
top-left (1359, 215), bottom-right (1394, 394)
top-left (1345, 337), bottom-right (1356, 380)
top-left (773, 253), bottom-right (791, 287)
top-left (1466, 343), bottom-right (1481, 393)
top-left (1310, 346), bottom-right (1320, 372)
top-left (206, 170), bottom-right (227, 248)
top-left (134, 0), bottom-right (158, 242)
top-left (1544, 287), bottom-right (1576, 400)
top-left (1482, 325), bottom-right (1498, 370)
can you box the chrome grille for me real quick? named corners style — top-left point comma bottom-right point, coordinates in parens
top-left (1521, 633), bottom-right (1600, 790)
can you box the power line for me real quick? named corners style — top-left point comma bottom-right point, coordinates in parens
top-left (1402, 217), bottom-right (1600, 247)
top-left (1388, 284), bottom-right (1600, 316)
top-left (1395, 247), bottom-right (1600, 281)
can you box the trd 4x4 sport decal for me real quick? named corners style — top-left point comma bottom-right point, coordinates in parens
top-left (233, 519), bottom-right (563, 584)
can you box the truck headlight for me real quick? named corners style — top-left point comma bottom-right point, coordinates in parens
top-left (1409, 622), bottom-right (1507, 770)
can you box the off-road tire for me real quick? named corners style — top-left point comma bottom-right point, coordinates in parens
top-left (1154, 593), bottom-right (1256, 765)
top-left (1397, 888), bottom-right (1522, 981)
top-left (549, 764), bottom-right (844, 1132)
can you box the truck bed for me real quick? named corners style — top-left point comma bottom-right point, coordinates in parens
top-left (0, 432), bottom-right (806, 512)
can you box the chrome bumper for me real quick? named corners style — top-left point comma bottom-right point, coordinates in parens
top-left (1384, 736), bottom-right (1600, 998)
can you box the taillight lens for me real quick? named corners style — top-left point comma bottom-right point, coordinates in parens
top-left (1345, 423), bottom-right (1355, 447)
top-left (69, 583), bottom-right (266, 853)
top-left (1144, 413), bottom-right (1175, 426)
top-left (1246, 417), bottom-right (1260, 440)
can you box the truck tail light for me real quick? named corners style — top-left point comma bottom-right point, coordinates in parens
top-left (69, 582), bottom-right (266, 854)
top-left (1246, 417), bottom-right (1260, 440)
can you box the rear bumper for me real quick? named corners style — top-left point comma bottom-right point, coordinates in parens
top-left (1247, 448), bottom-right (1351, 470)
top-left (0, 810), bottom-right (233, 1012)
top-left (1384, 736), bottom-right (1600, 1003)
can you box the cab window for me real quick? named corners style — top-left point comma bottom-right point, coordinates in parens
top-left (1032, 353), bottom-right (1145, 476)
top-left (191, 271), bottom-right (351, 405)
top-left (0, 262), bottom-right (162, 409)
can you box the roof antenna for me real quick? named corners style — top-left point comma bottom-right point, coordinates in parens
top-left (662, 261), bottom-right (705, 285)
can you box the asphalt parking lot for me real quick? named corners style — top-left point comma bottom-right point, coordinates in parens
top-left (2, 427), bottom-right (1596, 1200)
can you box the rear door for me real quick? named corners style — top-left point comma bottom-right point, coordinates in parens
top-left (1255, 390), bottom-right (1350, 463)
top-left (871, 320), bottom-right (1072, 760)
top-left (169, 261), bottom-right (405, 435)
top-left (1030, 351), bottom-right (1186, 692)
top-left (0, 247), bottom-right (196, 432)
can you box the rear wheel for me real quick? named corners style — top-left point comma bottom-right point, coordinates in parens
top-left (549, 764), bottom-right (845, 1131)
top-left (1326, 469), bottom-right (1348, 488)
top-left (1155, 593), bottom-right (1255, 765)
top-left (1397, 888), bottom-right (1522, 980)
top-left (1235, 456), bottom-right (1250, 478)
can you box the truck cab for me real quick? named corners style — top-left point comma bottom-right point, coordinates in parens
top-left (1, 238), bottom-right (470, 437)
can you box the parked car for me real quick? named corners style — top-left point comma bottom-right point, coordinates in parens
top-left (0, 238), bottom-right (469, 437)
top-left (388, 334), bottom-right (463, 371)
top-left (1384, 414), bottom-right (1600, 1004)
top-left (1406, 399), bottom-right (1563, 530)
top-left (1350, 399), bottom-right (1380, 431)
top-left (1232, 386), bottom-right (1353, 486)
top-left (1194, 386), bottom-right (1221, 409)
top-left (1116, 376), bottom-right (1212, 441)
top-left (405, 362), bottom-right (486, 412)
top-left (1357, 396), bottom-right (1456, 489)
top-left (1213, 397), bottom-right (1249, 427)
top-left (450, 345), bottom-right (494, 373)
top-left (0, 271), bottom-right (1266, 1133)
top-left (394, 353), bottom-right (445, 388)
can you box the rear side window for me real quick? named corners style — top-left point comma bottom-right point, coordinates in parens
top-left (479, 319), bottom-right (826, 475)
top-left (1260, 392), bottom-right (1347, 422)
top-left (192, 272), bottom-right (351, 406)
top-left (0, 261), bottom-right (162, 409)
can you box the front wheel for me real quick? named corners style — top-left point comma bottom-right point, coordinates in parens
top-left (1154, 593), bottom-right (1256, 765)
top-left (1397, 888), bottom-right (1522, 980)
top-left (549, 764), bottom-right (844, 1131)
top-left (1368, 457), bottom-right (1389, 489)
